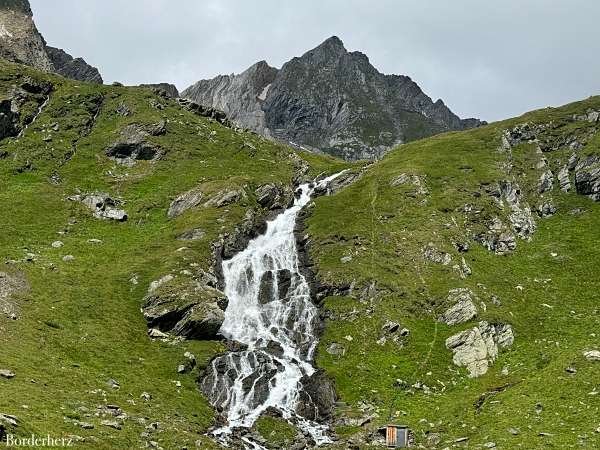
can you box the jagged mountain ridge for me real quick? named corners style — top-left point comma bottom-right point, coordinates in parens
top-left (0, 0), bottom-right (103, 83)
top-left (183, 36), bottom-right (484, 160)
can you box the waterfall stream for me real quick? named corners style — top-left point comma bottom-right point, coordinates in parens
top-left (202, 172), bottom-right (345, 447)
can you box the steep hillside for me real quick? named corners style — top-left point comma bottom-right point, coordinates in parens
top-left (0, 58), bottom-right (345, 449)
top-left (0, 0), bottom-right (103, 83)
top-left (183, 36), bottom-right (484, 161)
top-left (305, 97), bottom-right (600, 448)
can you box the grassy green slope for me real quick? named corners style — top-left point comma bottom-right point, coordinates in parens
top-left (307, 98), bottom-right (600, 448)
top-left (0, 60), bottom-right (346, 449)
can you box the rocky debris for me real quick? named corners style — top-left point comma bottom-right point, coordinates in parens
top-left (176, 228), bottom-right (205, 241)
top-left (326, 342), bottom-right (345, 356)
top-left (62, 255), bottom-right (75, 262)
top-left (182, 36), bottom-right (482, 161)
top-left (176, 98), bottom-right (232, 128)
top-left (390, 173), bottom-right (429, 195)
top-left (422, 243), bottom-right (452, 265)
top-left (438, 288), bottom-right (478, 325)
top-left (177, 352), bottom-right (197, 373)
top-left (141, 275), bottom-right (227, 340)
top-left (115, 102), bottom-right (131, 117)
top-left (140, 392), bottom-right (152, 401)
top-left (446, 321), bottom-right (514, 377)
top-left (583, 350), bottom-right (600, 362)
top-left (538, 170), bottom-right (554, 193)
top-left (105, 123), bottom-right (164, 163)
top-left (574, 155), bottom-right (600, 201)
top-left (0, 271), bottom-right (28, 320)
top-left (100, 420), bottom-right (121, 430)
top-left (45, 46), bottom-right (103, 83)
top-left (168, 185), bottom-right (245, 218)
top-left (70, 192), bottom-right (128, 221)
top-left (51, 240), bottom-right (64, 248)
top-left (0, 369), bottom-right (15, 379)
top-left (139, 83), bottom-right (179, 99)
top-left (382, 321), bottom-right (400, 334)
top-left (107, 379), bottom-right (120, 389)
top-left (475, 217), bottom-right (517, 255)
top-left (537, 201), bottom-right (556, 218)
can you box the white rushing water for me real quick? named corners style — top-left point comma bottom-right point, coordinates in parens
top-left (209, 172), bottom-right (345, 446)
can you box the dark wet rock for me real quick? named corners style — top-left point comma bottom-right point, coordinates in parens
top-left (46, 46), bottom-right (103, 83)
top-left (296, 370), bottom-right (337, 421)
top-left (142, 276), bottom-right (227, 340)
top-left (277, 269), bottom-right (292, 300)
top-left (264, 340), bottom-right (284, 357)
top-left (200, 350), bottom-right (284, 413)
top-left (258, 271), bottom-right (275, 304)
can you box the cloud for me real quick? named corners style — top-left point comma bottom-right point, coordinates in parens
top-left (30, 0), bottom-right (600, 121)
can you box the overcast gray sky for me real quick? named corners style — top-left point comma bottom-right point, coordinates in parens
top-left (30, 0), bottom-right (600, 122)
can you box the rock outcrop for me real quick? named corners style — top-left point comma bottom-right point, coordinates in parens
top-left (45, 46), bottom-right (103, 84)
top-left (183, 36), bottom-right (484, 161)
top-left (445, 321), bottom-right (514, 377)
top-left (0, 0), bottom-right (103, 83)
top-left (438, 288), bottom-right (478, 326)
top-left (142, 274), bottom-right (227, 340)
top-left (139, 83), bottom-right (179, 99)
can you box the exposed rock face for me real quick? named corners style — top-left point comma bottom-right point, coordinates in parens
top-left (45, 46), bottom-right (103, 84)
top-left (445, 321), bottom-right (514, 377)
top-left (574, 156), bottom-right (600, 201)
top-left (168, 184), bottom-right (245, 218)
top-left (296, 370), bottom-right (337, 421)
top-left (105, 122), bottom-right (164, 164)
top-left (0, 0), bottom-right (103, 83)
top-left (183, 36), bottom-right (484, 161)
top-left (0, 0), bottom-right (53, 71)
top-left (438, 288), bottom-right (478, 326)
top-left (139, 83), bottom-right (179, 98)
top-left (142, 275), bottom-right (227, 340)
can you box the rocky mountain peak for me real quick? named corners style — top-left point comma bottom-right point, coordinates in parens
top-left (0, 0), bottom-right (103, 83)
top-left (183, 37), bottom-right (485, 161)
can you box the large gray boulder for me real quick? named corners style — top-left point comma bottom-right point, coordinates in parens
top-left (445, 321), bottom-right (514, 377)
top-left (142, 275), bottom-right (227, 340)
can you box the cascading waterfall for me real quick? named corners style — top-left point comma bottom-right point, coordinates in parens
top-left (202, 172), bottom-right (345, 447)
